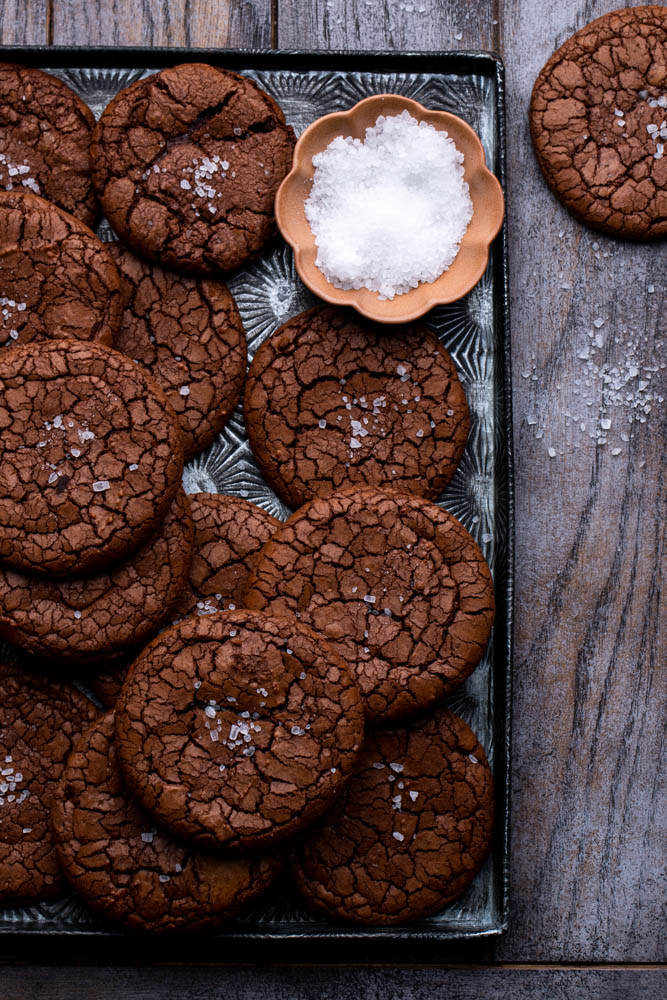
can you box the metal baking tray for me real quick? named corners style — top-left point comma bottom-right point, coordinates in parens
top-left (0, 46), bottom-right (512, 959)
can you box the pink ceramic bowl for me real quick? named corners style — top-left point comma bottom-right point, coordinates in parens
top-left (275, 94), bottom-right (504, 324)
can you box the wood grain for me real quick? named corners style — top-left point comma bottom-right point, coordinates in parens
top-left (51, 0), bottom-right (272, 47)
top-left (0, 965), bottom-right (666, 999)
top-left (277, 0), bottom-right (498, 51)
top-left (0, 0), bottom-right (49, 44)
top-left (496, 0), bottom-right (666, 962)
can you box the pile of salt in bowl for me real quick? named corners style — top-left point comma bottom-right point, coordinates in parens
top-left (305, 110), bottom-right (473, 300)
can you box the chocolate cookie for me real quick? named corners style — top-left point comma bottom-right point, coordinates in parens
top-left (0, 65), bottom-right (98, 227)
top-left (0, 661), bottom-right (97, 903)
top-left (0, 490), bottom-right (194, 663)
top-left (245, 486), bottom-right (495, 724)
top-left (92, 63), bottom-right (296, 274)
top-left (0, 190), bottom-right (121, 350)
top-left (530, 6), bottom-right (667, 239)
top-left (108, 245), bottom-right (247, 460)
top-left (293, 706), bottom-right (494, 925)
top-left (0, 339), bottom-right (184, 576)
top-left (89, 493), bottom-right (280, 706)
top-left (115, 611), bottom-right (364, 851)
top-left (51, 712), bottom-right (281, 931)
top-left (244, 306), bottom-right (470, 509)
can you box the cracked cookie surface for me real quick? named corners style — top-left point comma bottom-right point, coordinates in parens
top-left (90, 493), bottom-right (280, 706)
top-left (292, 706), bottom-right (494, 925)
top-left (244, 306), bottom-right (470, 509)
top-left (0, 339), bottom-right (184, 576)
top-left (115, 611), bottom-right (364, 851)
top-left (0, 65), bottom-right (98, 227)
top-left (245, 486), bottom-right (495, 724)
top-left (109, 245), bottom-right (247, 460)
top-left (0, 660), bottom-right (98, 903)
top-left (530, 6), bottom-right (667, 238)
top-left (92, 63), bottom-right (296, 274)
top-left (51, 712), bottom-right (281, 931)
top-left (0, 490), bottom-right (194, 662)
top-left (0, 191), bottom-right (121, 350)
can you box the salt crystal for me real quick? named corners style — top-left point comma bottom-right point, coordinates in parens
top-left (611, 448), bottom-right (622, 456)
top-left (179, 385), bottom-right (190, 396)
top-left (548, 447), bottom-right (556, 458)
top-left (409, 790), bottom-right (419, 801)
top-left (305, 111), bottom-right (473, 300)
top-left (92, 480), bottom-right (110, 492)
top-left (393, 831), bottom-right (405, 841)
top-left (389, 762), bottom-right (403, 773)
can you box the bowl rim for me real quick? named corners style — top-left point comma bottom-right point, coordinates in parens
top-left (275, 93), bottom-right (505, 324)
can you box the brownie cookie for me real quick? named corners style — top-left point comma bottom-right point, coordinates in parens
top-left (51, 712), bottom-right (281, 931)
top-left (0, 191), bottom-right (121, 350)
top-left (0, 490), bottom-right (194, 663)
top-left (244, 306), bottom-right (470, 509)
top-left (293, 707), bottom-right (494, 925)
top-left (530, 6), bottom-right (667, 239)
top-left (0, 339), bottom-right (184, 576)
top-left (115, 611), bottom-right (364, 851)
top-left (92, 63), bottom-right (296, 274)
top-left (109, 245), bottom-right (247, 460)
top-left (89, 493), bottom-right (280, 706)
top-left (245, 486), bottom-right (495, 724)
top-left (0, 65), bottom-right (98, 227)
top-left (0, 661), bottom-right (97, 903)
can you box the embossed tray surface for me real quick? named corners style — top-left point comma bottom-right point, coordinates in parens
top-left (0, 48), bottom-right (512, 953)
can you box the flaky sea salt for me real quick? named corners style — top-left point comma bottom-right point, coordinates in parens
top-left (305, 111), bottom-right (473, 300)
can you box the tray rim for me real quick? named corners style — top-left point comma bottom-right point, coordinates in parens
top-left (0, 45), bottom-right (513, 954)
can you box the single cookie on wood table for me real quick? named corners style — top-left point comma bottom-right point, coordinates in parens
top-left (0, 65), bottom-right (98, 227)
top-left (0, 490), bottom-right (194, 663)
top-left (0, 191), bottom-right (122, 350)
top-left (0, 339), bottom-right (184, 577)
top-left (89, 493), bottom-right (280, 706)
top-left (115, 611), bottom-right (364, 851)
top-left (51, 712), bottom-right (281, 932)
top-left (244, 306), bottom-right (470, 510)
top-left (108, 245), bottom-right (247, 460)
top-left (530, 6), bottom-right (667, 239)
top-left (293, 706), bottom-right (494, 925)
top-left (92, 63), bottom-right (296, 274)
top-left (245, 486), bottom-right (495, 724)
top-left (0, 661), bottom-right (98, 903)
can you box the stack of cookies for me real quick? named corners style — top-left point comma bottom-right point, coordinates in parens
top-left (0, 62), bottom-right (495, 932)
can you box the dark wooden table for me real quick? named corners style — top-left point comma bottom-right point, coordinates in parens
top-left (2, 0), bottom-right (665, 997)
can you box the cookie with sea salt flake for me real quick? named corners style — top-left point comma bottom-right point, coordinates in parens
top-left (244, 486), bottom-right (495, 724)
top-left (0, 191), bottom-right (121, 350)
top-left (114, 611), bottom-right (364, 851)
top-left (108, 245), bottom-right (247, 461)
top-left (51, 712), bottom-right (281, 931)
top-left (292, 706), bottom-right (494, 925)
top-left (0, 490), bottom-right (194, 663)
top-left (530, 6), bottom-right (667, 239)
top-left (0, 339), bottom-right (184, 576)
top-left (91, 63), bottom-right (296, 274)
top-left (0, 660), bottom-right (98, 903)
top-left (0, 65), bottom-right (98, 226)
top-left (89, 493), bottom-right (281, 706)
top-left (244, 305), bottom-right (470, 509)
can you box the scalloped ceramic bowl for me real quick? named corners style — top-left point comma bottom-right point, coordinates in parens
top-left (275, 94), bottom-right (504, 324)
